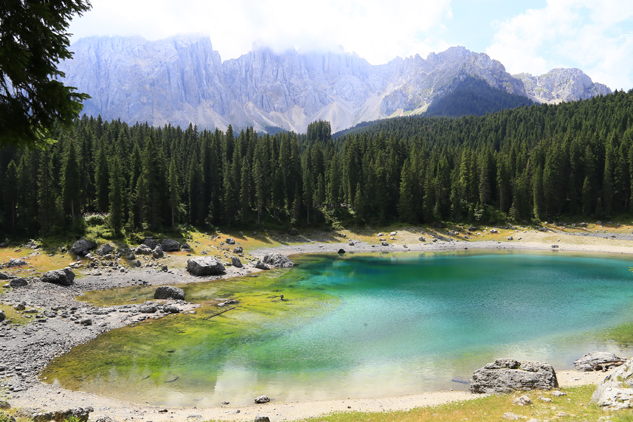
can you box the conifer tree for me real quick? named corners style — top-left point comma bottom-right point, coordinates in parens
top-left (109, 157), bottom-right (123, 234)
top-left (168, 158), bottom-right (179, 228)
top-left (4, 160), bottom-right (18, 232)
top-left (61, 141), bottom-right (81, 222)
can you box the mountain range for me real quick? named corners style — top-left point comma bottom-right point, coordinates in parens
top-left (59, 34), bottom-right (612, 133)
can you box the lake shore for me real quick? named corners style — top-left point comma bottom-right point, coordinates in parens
top-left (2, 225), bottom-right (633, 421)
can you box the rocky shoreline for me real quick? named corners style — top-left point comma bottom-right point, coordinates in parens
top-left (1, 232), bottom-right (633, 420)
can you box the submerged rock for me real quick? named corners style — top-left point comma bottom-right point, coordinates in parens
top-left (470, 358), bottom-right (558, 394)
top-left (591, 358), bottom-right (633, 409)
top-left (187, 257), bottom-right (226, 276)
top-left (574, 352), bottom-right (625, 372)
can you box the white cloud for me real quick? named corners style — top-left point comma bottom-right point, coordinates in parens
top-left (486, 0), bottom-right (633, 90)
top-left (68, 0), bottom-right (453, 64)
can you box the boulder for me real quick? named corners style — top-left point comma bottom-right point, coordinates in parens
top-left (470, 358), bottom-right (558, 394)
top-left (254, 395), bottom-right (270, 404)
top-left (160, 238), bottom-right (180, 252)
top-left (0, 400), bottom-right (10, 409)
top-left (70, 239), bottom-right (96, 256)
top-left (8, 278), bottom-right (28, 288)
top-left (80, 318), bottom-right (92, 326)
top-left (152, 244), bottom-right (164, 259)
top-left (337, 249), bottom-right (345, 254)
top-left (574, 352), bottom-right (625, 372)
top-left (231, 257), bottom-right (243, 268)
top-left (255, 261), bottom-right (270, 270)
top-left (135, 244), bottom-right (153, 255)
top-left (187, 257), bottom-right (226, 276)
top-left (0, 272), bottom-right (10, 280)
top-left (163, 304), bottom-right (180, 314)
top-left (7, 258), bottom-right (26, 267)
top-left (41, 268), bottom-right (75, 286)
top-left (254, 417), bottom-right (270, 422)
top-left (233, 246), bottom-right (243, 254)
top-left (381, 241), bottom-right (389, 246)
top-left (513, 395), bottom-right (532, 406)
top-left (181, 243), bottom-right (191, 250)
top-left (262, 253), bottom-right (294, 268)
top-left (154, 286), bottom-right (185, 300)
top-left (226, 238), bottom-right (235, 245)
top-left (94, 417), bottom-right (117, 422)
top-left (0, 310), bottom-right (5, 322)
top-left (142, 238), bottom-right (159, 249)
top-left (139, 304), bottom-right (157, 313)
top-left (418, 237), bottom-right (426, 242)
top-left (508, 236), bottom-right (513, 241)
top-left (31, 407), bottom-right (92, 422)
top-left (591, 358), bottom-right (633, 409)
top-left (95, 243), bottom-right (114, 256)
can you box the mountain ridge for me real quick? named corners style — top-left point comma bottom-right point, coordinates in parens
top-left (59, 34), bottom-right (611, 133)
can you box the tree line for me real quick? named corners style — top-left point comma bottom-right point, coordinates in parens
top-left (1, 89), bottom-right (633, 238)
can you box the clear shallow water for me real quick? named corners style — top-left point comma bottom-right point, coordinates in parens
top-left (44, 251), bottom-right (633, 406)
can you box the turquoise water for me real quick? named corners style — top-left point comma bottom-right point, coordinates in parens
top-left (47, 251), bottom-right (633, 406)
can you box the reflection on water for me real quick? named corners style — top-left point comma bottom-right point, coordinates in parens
top-left (44, 251), bottom-right (633, 406)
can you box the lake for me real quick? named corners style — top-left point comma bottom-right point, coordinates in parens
top-left (43, 250), bottom-right (633, 406)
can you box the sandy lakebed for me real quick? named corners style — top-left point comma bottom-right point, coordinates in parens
top-left (2, 224), bottom-right (633, 421)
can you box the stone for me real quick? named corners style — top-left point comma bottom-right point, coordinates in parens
top-left (0, 310), bottom-right (5, 323)
top-left (377, 233), bottom-right (383, 237)
top-left (0, 272), bottom-right (10, 280)
top-left (154, 286), bottom-right (186, 300)
top-left (551, 245), bottom-right (559, 248)
top-left (574, 352), bottom-right (625, 372)
top-left (262, 253), bottom-right (294, 268)
top-left (41, 268), bottom-right (75, 286)
top-left (255, 261), bottom-right (270, 270)
top-left (140, 304), bottom-right (157, 313)
top-left (135, 244), bottom-right (153, 255)
top-left (163, 305), bottom-right (180, 314)
top-left (233, 246), bottom-right (243, 254)
top-left (187, 257), bottom-right (226, 276)
top-left (94, 417), bottom-right (117, 422)
top-left (513, 395), bottom-right (532, 406)
top-left (152, 244), bottom-right (164, 259)
top-left (390, 231), bottom-right (397, 236)
top-left (381, 241), bottom-right (389, 246)
top-left (254, 395), bottom-right (270, 404)
top-left (502, 412), bottom-right (522, 420)
top-left (9, 278), bottom-right (28, 288)
top-left (7, 258), bottom-right (26, 267)
top-left (0, 401), bottom-right (9, 410)
top-left (254, 417), bottom-right (271, 422)
top-left (70, 239), bottom-right (96, 256)
top-left (31, 407), bottom-right (93, 422)
top-left (508, 236), bottom-right (513, 241)
top-left (418, 237), bottom-right (426, 242)
top-left (490, 229), bottom-right (499, 233)
top-left (181, 243), bottom-right (191, 250)
top-left (14, 303), bottom-right (25, 311)
top-left (80, 319), bottom-right (92, 326)
top-left (134, 260), bottom-right (141, 267)
top-left (337, 249), bottom-right (345, 254)
top-left (95, 243), bottom-right (114, 256)
top-left (231, 257), bottom-right (243, 268)
top-left (552, 391), bottom-right (566, 397)
top-left (142, 238), bottom-right (159, 249)
top-left (226, 238), bottom-right (235, 245)
top-left (470, 358), bottom-right (558, 394)
top-left (160, 238), bottom-right (180, 252)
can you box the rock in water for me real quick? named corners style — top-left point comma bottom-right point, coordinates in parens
top-left (41, 268), bottom-right (75, 286)
top-left (591, 358), bottom-right (633, 409)
top-left (154, 286), bottom-right (186, 300)
top-left (574, 352), bottom-right (625, 372)
top-left (262, 253), bottom-right (294, 268)
top-left (254, 395), bottom-right (270, 404)
top-left (187, 257), bottom-right (226, 276)
top-left (160, 238), bottom-right (181, 252)
top-left (70, 239), bottom-right (96, 256)
top-left (470, 358), bottom-right (558, 394)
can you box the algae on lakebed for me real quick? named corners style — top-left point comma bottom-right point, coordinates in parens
top-left (42, 256), bottom-right (338, 404)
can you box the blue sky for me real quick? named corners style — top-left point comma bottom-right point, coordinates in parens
top-left (68, 0), bottom-right (633, 90)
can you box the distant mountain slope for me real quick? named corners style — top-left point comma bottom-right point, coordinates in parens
top-left (60, 35), bottom-right (611, 133)
top-left (514, 69), bottom-right (611, 104)
top-left (425, 76), bottom-right (534, 117)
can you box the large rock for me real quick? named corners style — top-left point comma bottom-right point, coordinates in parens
top-left (95, 243), bottom-right (114, 256)
top-left (134, 244), bottom-right (153, 255)
top-left (152, 244), bottom-right (164, 259)
top-left (8, 278), bottom-right (28, 288)
top-left (187, 257), bottom-right (226, 276)
top-left (31, 407), bottom-right (92, 422)
top-left (261, 253), bottom-right (294, 269)
top-left (574, 352), bottom-right (625, 372)
top-left (70, 239), bottom-right (96, 256)
top-left (231, 257), bottom-right (243, 268)
top-left (470, 358), bottom-right (558, 394)
top-left (7, 258), bottom-right (26, 267)
top-left (160, 238), bottom-right (180, 252)
top-left (0, 272), bottom-right (10, 280)
top-left (254, 395), bottom-right (270, 404)
top-left (154, 286), bottom-right (185, 300)
top-left (142, 238), bottom-right (159, 249)
top-left (41, 268), bottom-right (75, 286)
top-left (0, 310), bottom-right (5, 322)
top-left (591, 358), bottom-right (633, 409)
